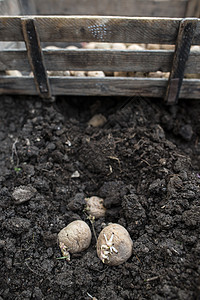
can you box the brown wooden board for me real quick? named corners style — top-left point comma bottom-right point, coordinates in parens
top-left (32, 0), bottom-right (188, 18)
top-left (21, 18), bottom-right (51, 98)
top-left (1, 49), bottom-right (200, 74)
top-left (0, 17), bottom-right (200, 45)
top-left (0, 1), bottom-right (21, 51)
top-left (0, 76), bottom-right (200, 98)
top-left (165, 18), bottom-right (198, 104)
top-left (0, 0), bottom-right (20, 15)
top-left (17, 0), bottom-right (37, 15)
top-left (185, 0), bottom-right (200, 17)
top-left (0, 50), bottom-right (30, 70)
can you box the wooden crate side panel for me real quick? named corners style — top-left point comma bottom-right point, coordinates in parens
top-left (32, 0), bottom-right (188, 18)
top-left (0, 0), bottom-right (20, 15)
top-left (185, 0), bottom-right (200, 17)
top-left (0, 76), bottom-right (200, 98)
top-left (0, 1), bottom-right (21, 50)
top-left (17, 0), bottom-right (37, 15)
top-left (1, 49), bottom-right (200, 74)
top-left (0, 50), bottom-right (30, 71)
top-left (1, 17), bottom-right (200, 44)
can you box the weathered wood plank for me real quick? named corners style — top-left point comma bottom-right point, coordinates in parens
top-left (21, 18), bottom-right (51, 98)
top-left (1, 49), bottom-right (200, 74)
top-left (185, 0), bottom-right (200, 17)
top-left (0, 50), bottom-right (30, 70)
top-left (43, 49), bottom-right (175, 72)
top-left (17, 0), bottom-right (37, 15)
top-left (0, 1), bottom-right (21, 51)
top-left (0, 0), bottom-right (20, 15)
top-left (32, 0), bottom-right (188, 18)
top-left (165, 18), bottom-right (198, 104)
top-left (0, 17), bottom-right (200, 45)
top-left (0, 76), bottom-right (200, 98)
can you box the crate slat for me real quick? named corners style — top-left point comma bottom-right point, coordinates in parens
top-left (21, 17), bottom-right (51, 98)
top-left (0, 16), bottom-right (200, 44)
top-left (1, 49), bottom-right (200, 74)
top-left (17, 0), bottom-right (37, 15)
top-left (0, 76), bottom-right (199, 98)
top-left (165, 18), bottom-right (198, 104)
top-left (32, 0), bottom-right (188, 18)
top-left (0, 50), bottom-right (30, 70)
top-left (185, 0), bottom-right (200, 17)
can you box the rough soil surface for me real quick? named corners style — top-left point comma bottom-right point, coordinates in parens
top-left (0, 94), bottom-right (200, 300)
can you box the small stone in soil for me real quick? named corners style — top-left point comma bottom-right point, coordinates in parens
top-left (3, 217), bottom-right (31, 234)
top-left (68, 193), bottom-right (86, 212)
top-left (71, 170), bottom-right (80, 178)
top-left (179, 124), bottom-right (193, 141)
top-left (0, 240), bottom-right (6, 248)
top-left (12, 185), bottom-right (37, 204)
top-left (88, 114), bottom-right (107, 127)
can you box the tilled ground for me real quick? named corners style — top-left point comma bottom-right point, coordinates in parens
top-left (0, 94), bottom-right (200, 300)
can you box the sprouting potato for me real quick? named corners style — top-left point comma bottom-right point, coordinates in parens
top-left (44, 45), bottom-right (60, 50)
top-left (114, 71), bottom-right (128, 77)
top-left (58, 220), bottom-right (92, 261)
top-left (127, 44), bottom-right (145, 50)
top-left (47, 70), bottom-right (70, 76)
top-left (160, 44), bottom-right (175, 50)
top-left (111, 43), bottom-right (126, 50)
top-left (191, 46), bottom-right (200, 51)
top-left (82, 42), bottom-right (97, 49)
top-left (6, 70), bottom-right (22, 77)
top-left (146, 44), bottom-right (161, 50)
top-left (70, 71), bottom-right (86, 76)
top-left (97, 223), bottom-right (133, 266)
top-left (65, 45), bottom-right (78, 50)
top-left (95, 43), bottom-right (112, 49)
top-left (85, 196), bottom-right (106, 218)
top-left (86, 71), bottom-right (105, 77)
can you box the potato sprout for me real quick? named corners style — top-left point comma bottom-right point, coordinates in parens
top-left (97, 223), bottom-right (133, 266)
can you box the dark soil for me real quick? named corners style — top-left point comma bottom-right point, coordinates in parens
top-left (0, 94), bottom-right (200, 300)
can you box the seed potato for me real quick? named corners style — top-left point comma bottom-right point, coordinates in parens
top-left (85, 196), bottom-right (106, 218)
top-left (86, 71), bottom-right (105, 77)
top-left (97, 223), bottom-right (133, 266)
top-left (58, 220), bottom-right (92, 258)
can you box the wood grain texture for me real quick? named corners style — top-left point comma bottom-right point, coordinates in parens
top-left (17, 0), bottom-right (37, 15)
top-left (0, 17), bottom-right (200, 45)
top-left (0, 0), bottom-right (20, 15)
top-left (0, 76), bottom-right (200, 98)
top-left (1, 49), bottom-right (200, 74)
top-left (0, 1), bottom-right (21, 51)
top-left (165, 18), bottom-right (198, 104)
top-left (185, 0), bottom-right (200, 17)
top-left (0, 50), bottom-right (30, 70)
top-left (32, 0), bottom-right (188, 18)
top-left (21, 18), bottom-right (51, 98)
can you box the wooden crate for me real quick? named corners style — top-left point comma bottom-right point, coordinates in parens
top-left (0, 0), bottom-right (200, 103)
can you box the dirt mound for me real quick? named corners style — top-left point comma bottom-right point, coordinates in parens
top-left (0, 95), bottom-right (199, 299)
